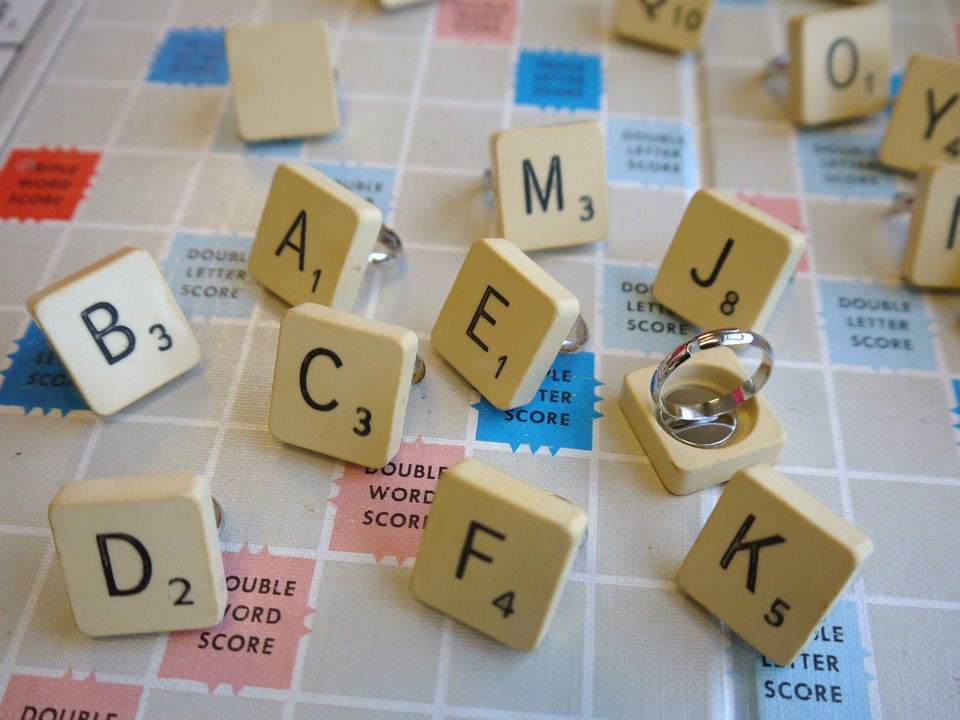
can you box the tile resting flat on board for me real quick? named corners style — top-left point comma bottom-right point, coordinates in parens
top-left (614, 0), bottom-right (714, 53)
top-left (902, 163), bottom-right (960, 289)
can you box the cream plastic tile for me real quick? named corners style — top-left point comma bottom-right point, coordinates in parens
top-left (786, 3), bottom-right (890, 126)
top-left (270, 302), bottom-right (418, 468)
top-left (677, 463), bottom-right (873, 665)
top-left (653, 189), bottom-right (806, 334)
top-left (27, 247), bottom-right (201, 416)
top-left (879, 54), bottom-right (960, 174)
top-left (431, 238), bottom-right (580, 410)
top-left (48, 473), bottom-right (226, 637)
top-left (225, 21), bottom-right (339, 142)
top-left (619, 347), bottom-right (786, 495)
top-left (614, 0), bottom-right (714, 53)
top-left (249, 164), bottom-right (382, 310)
top-left (490, 121), bottom-right (609, 251)
top-left (410, 458), bottom-right (586, 652)
top-left (902, 164), bottom-right (960, 288)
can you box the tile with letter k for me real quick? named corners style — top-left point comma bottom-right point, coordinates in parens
top-left (902, 163), bottom-right (960, 289)
top-left (614, 0), bottom-right (715, 53)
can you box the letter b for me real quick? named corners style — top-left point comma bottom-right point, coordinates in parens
top-left (81, 301), bottom-right (136, 365)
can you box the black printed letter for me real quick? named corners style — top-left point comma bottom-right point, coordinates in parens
top-left (719, 514), bottom-right (785, 594)
top-left (96, 533), bottom-right (153, 597)
top-left (81, 302), bottom-right (136, 365)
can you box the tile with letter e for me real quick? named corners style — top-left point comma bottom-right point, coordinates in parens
top-left (490, 121), bottom-right (609, 251)
top-left (902, 163), bottom-right (960, 288)
top-left (27, 247), bottom-right (201, 416)
top-left (270, 302), bottom-right (418, 468)
top-left (431, 238), bottom-right (580, 410)
top-left (48, 473), bottom-right (226, 637)
top-left (225, 20), bottom-right (339, 142)
top-left (411, 457), bottom-right (587, 652)
top-left (677, 463), bottom-right (873, 665)
top-left (614, 0), bottom-right (714, 53)
top-left (249, 163), bottom-right (382, 310)
top-left (653, 189), bottom-right (806, 334)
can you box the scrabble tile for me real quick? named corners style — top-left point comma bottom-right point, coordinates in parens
top-left (431, 238), bottom-right (580, 410)
top-left (902, 164), bottom-right (960, 288)
top-left (249, 164), bottom-right (382, 310)
top-left (270, 302), bottom-right (418, 468)
top-left (48, 473), bottom-right (227, 637)
top-left (785, 3), bottom-right (890, 126)
top-left (879, 54), bottom-right (960, 174)
top-left (653, 189), bottom-right (806, 334)
top-left (490, 121), bottom-right (609, 251)
top-left (27, 247), bottom-right (201, 416)
top-left (225, 21), bottom-right (339, 142)
top-left (677, 463), bottom-right (873, 665)
top-left (619, 347), bottom-right (786, 495)
top-left (614, 0), bottom-right (714, 53)
top-left (410, 458), bottom-right (587, 652)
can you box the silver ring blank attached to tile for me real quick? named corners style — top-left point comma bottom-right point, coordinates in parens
top-left (212, 496), bottom-right (224, 534)
top-left (411, 353), bottom-right (426, 386)
top-left (764, 51), bottom-right (791, 79)
top-left (891, 191), bottom-right (915, 214)
top-left (560, 315), bottom-right (589, 353)
top-left (369, 226), bottom-right (402, 265)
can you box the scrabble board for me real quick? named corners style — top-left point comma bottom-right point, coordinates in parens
top-left (0, 0), bottom-right (958, 718)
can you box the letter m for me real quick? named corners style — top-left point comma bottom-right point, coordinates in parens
top-left (523, 155), bottom-right (564, 215)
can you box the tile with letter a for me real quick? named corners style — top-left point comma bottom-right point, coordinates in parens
top-left (677, 463), bottom-right (873, 666)
top-left (490, 121), bottom-right (608, 251)
top-left (902, 163), bottom-right (960, 289)
top-left (431, 238), bottom-right (580, 410)
top-left (614, 0), bottom-right (714, 53)
top-left (410, 458), bottom-right (587, 652)
top-left (785, 3), bottom-right (890, 126)
top-left (27, 247), bottom-right (201, 416)
top-left (269, 302), bottom-right (418, 468)
top-left (225, 20), bottom-right (339, 142)
top-left (879, 54), bottom-right (960, 174)
top-left (249, 164), bottom-right (382, 310)
top-left (653, 189), bottom-right (806, 334)
top-left (48, 473), bottom-right (227, 637)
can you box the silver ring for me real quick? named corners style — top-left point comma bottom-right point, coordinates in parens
top-left (411, 353), bottom-right (426, 386)
top-left (368, 226), bottom-right (402, 265)
top-left (560, 315), bottom-right (589, 353)
top-left (212, 496), bottom-right (224, 535)
top-left (891, 191), bottom-right (915, 215)
top-left (763, 51), bottom-right (791, 80)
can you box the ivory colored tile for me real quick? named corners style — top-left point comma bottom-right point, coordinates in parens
top-left (879, 54), bottom-right (960, 174)
top-left (411, 458), bottom-right (586, 652)
top-left (614, 0), bottom-right (714, 53)
top-left (431, 238), bottom-right (580, 410)
top-left (48, 473), bottom-right (227, 637)
top-left (27, 247), bottom-right (201, 416)
top-left (249, 164), bottom-right (382, 310)
top-left (902, 164), bottom-right (960, 288)
top-left (653, 189), bottom-right (806, 334)
top-left (225, 21), bottom-right (339, 142)
top-left (786, 3), bottom-right (891, 126)
top-left (619, 347), bottom-right (786, 495)
top-left (270, 302), bottom-right (418, 468)
top-left (490, 121), bottom-right (609, 252)
top-left (677, 463), bottom-right (873, 665)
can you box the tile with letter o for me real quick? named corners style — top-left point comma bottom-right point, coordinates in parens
top-left (902, 163), bottom-right (960, 288)
top-left (614, 0), bottom-right (714, 53)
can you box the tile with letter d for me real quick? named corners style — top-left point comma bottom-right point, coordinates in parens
top-left (249, 163), bottom-right (382, 311)
top-left (902, 163), bottom-right (960, 289)
top-left (27, 247), bottom-right (201, 416)
top-left (614, 0), bottom-right (714, 53)
top-left (653, 189), bottom-right (806, 333)
top-left (677, 463), bottom-right (873, 666)
top-left (48, 473), bottom-right (227, 637)
top-left (490, 121), bottom-right (608, 251)
top-left (410, 458), bottom-right (587, 652)
top-left (270, 302), bottom-right (418, 468)
top-left (431, 238), bottom-right (580, 410)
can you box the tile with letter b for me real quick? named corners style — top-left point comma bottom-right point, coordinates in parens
top-left (431, 238), bottom-right (580, 410)
top-left (249, 164), bottom-right (382, 310)
top-left (490, 121), bottom-right (608, 251)
top-left (270, 302), bottom-right (418, 468)
top-left (653, 189), bottom-right (806, 334)
top-left (677, 463), bottom-right (873, 665)
top-left (27, 247), bottom-right (201, 416)
top-left (410, 458), bottom-right (587, 652)
top-left (902, 164), bottom-right (960, 288)
top-left (614, 0), bottom-right (714, 53)
top-left (786, 3), bottom-right (890, 126)
top-left (48, 473), bottom-right (226, 637)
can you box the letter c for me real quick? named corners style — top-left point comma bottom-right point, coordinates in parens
top-left (299, 347), bottom-right (342, 411)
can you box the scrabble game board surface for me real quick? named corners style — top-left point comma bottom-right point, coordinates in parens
top-left (0, 0), bottom-right (958, 718)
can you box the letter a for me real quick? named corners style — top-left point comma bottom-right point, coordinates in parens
top-left (81, 301), bottom-right (136, 366)
top-left (275, 209), bottom-right (308, 272)
top-left (96, 533), bottom-right (153, 596)
top-left (719, 514), bottom-right (785, 593)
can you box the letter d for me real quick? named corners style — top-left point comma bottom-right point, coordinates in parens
top-left (96, 533), bottom-right (153, 596)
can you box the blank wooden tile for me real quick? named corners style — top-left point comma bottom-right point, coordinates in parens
top-left (270, 302), bottom-right (418, 468)
top-left (902, 164), bottom-right (960, 288)
top-left (490, 121), bottom-right (609, 251)
top-left (431, 238), bottom-right (580, 410)
top-left (653, 189), bottom-right (806, 333)
top-left (786, 3), bottom-right (890, 126)
top-left (48, 473), bottom-right (226, 637)
top-left (249, 164), bottom-right (382, 310)
top-left (411, 458), bottom-right (586, 652)
top-left (225, 21), bottom-right (339, 142)
top-left (27, 247), bottom-right (201, 416)
top-left (879, 54), bottom-right (960, 174)
top-left (614, 0), bottom-right (714, 53)
top-left (677, 463), bottom-right (873, 665)
top-left (619, 347), bottom-right (786, 495)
